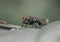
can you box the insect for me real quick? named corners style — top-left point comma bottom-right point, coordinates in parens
top-left (21, 16), bottom-right (48, 28)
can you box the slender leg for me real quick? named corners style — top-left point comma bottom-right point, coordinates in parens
top-left (25, 24), bottom-right (27, 28)
top-left (35, 24), bottom-right (37, 28)
top-left (34, 23), bottom-right (37, 28)
top-left (22, 22), bottom-right (24, 27)
top-left (32, 24), bottom-right (34, 28)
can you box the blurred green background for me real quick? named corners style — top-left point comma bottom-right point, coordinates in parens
top-left (0, 0), bottom-right (60, 25)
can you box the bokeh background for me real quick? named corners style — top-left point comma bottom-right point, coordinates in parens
top-left (0, 0), bottom-right (60, 25)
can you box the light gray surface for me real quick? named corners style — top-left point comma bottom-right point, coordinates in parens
top-left (0, 21), bottom-right (60, 42)
top-left (0, 28), bottom-right (11, 34)
top-left (0, 28), bottom-right (40, 42)
top-left (39, 21), bottom-right (60, 42)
